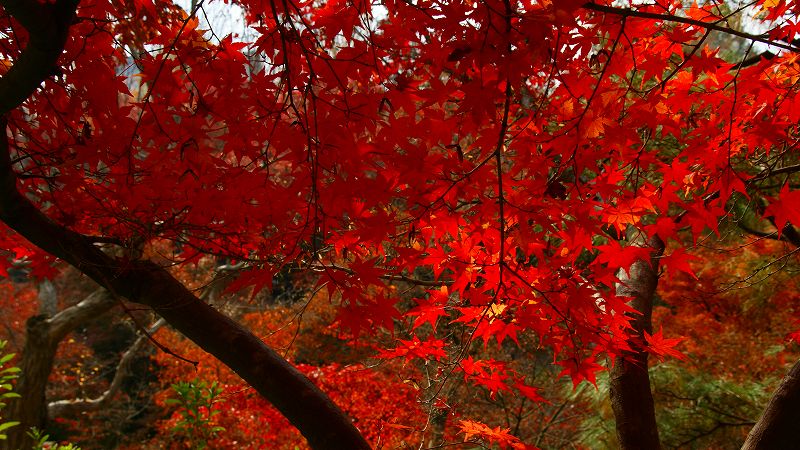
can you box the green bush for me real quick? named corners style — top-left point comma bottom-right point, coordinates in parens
top-left (165, 379), bottom-right (226, 449)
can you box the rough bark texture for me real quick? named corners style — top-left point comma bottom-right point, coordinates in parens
top-left (0, 2), bottom-right (370, 449)
top-left (609, 233), bottom-right (664, 450)
top-left (741, 359), bottom-right (800, 450)
top-left (4, 290), bottom-right (115, 449)
top-left (5, 316), bottom-right (57, 450)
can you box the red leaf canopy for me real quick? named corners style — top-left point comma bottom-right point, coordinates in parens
top-left (1, 0), bottom-right (798, 406)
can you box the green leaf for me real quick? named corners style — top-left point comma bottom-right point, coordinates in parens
top-left (0, 421), bottom-right (19, 432)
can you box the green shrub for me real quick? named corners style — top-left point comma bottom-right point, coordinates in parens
top-left (165, 379), bottom-right (226, 449)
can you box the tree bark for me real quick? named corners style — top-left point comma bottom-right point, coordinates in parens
top-left (0, 2), bottom-right (370, 449)
top-left (0, 289), bottom-right (116, 449)
top-left (608, 232), bottom-right (664, 450)
top-left (4, 290), bottom-right (115, 449)
top-left (5, 316), bottom-right (57, 450)
top-left (741, 359), bottom-right (800, 449)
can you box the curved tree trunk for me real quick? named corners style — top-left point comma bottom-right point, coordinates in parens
top-left (741, 359), bottom-right (800, 450)
top-left (608, 232), bottom-right (664, 450)
top-left (0, 1), bottom-right (370, 449)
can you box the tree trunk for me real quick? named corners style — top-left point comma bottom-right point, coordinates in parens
top-left (5, 316), bottom-right (57, 450)
top-left (608, 233), bottom-right (663, 450)
top-left (741, 359), bottom-right (800, 449)
top-left (0, 2), bottom-right (370, 448)
top-left (4, 290), bottom-right (115, 449)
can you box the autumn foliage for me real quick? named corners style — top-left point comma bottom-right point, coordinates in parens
top-left (0, 0), bottom-right (799, 448)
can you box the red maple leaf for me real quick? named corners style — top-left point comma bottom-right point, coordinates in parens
top-left (764, 184), bottom-right (800, 235)
top-left (407, 298), bottom-right (449, 331)
top-left (644, 327), bottom-right (687, 361)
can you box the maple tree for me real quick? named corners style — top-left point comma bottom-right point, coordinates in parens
top-left (0, 0), bottom-right (799, 448)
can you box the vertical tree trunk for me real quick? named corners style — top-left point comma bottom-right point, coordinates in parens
top-left (741, 359), bottom-right (800, 450)
top-left (4, 290), bottom-right (115, 449)
top-left (608, 233), bottom-right (663, 450)
top-left (4, 316), bottom-right (57, 450)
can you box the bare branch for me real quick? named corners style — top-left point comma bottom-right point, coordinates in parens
top-left (582, 3), bottom-right (800, 54)
top-left (48, 289), bottom-right (115, 340)
top-left (311, 263), bottom-right (453, 287)
top-left (48, 319), bottom-right (166, 417)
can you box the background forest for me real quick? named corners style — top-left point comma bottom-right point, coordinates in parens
top-left (1, 237), bottom-right (799, 449)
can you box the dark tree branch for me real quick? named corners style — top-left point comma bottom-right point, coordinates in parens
top-left (736, 39), bottom-right (800, 68)
top-left (735, 218), bottom-right (800, 248)
top-left (582, 3), bottom-right (800, 54)
top-left (752, 163), bottom-right (800, 181)
top-left (742, 360), bottom-right (800, 449)
top-left (737, 221), bottom-right (779, 238)
top-left (782, 224), bottom-right (800, 248)
top-left (0, 0), bottom-right (79, 115)
top-left (0, 125), bottom-right (369, 448)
